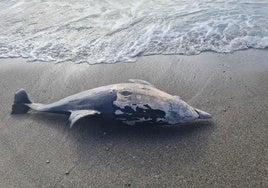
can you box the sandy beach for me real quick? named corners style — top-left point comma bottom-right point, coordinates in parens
top-left (0, 49), bottom-right (267, 187)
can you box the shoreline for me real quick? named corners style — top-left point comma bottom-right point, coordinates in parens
top-left (0, 49), bottom-right (267, 187)
top-left (1, 48), bottom-right (267, 66)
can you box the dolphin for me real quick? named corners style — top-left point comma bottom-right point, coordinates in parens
top-left (11, 79), bottom-right (212, 127)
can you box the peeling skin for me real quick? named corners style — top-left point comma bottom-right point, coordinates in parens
top-left (115, 110), bottom-right (124, 115)
top-left (156, 117), bottom-right (165, 122)
top-left (112, 83), bottom-right (199, 125)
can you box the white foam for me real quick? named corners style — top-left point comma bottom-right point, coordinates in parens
top-left (0, 0), bottom-right (267, 64)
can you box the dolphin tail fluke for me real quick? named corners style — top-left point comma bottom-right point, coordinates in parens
top-left (11, 89), bottom-right (32, 114)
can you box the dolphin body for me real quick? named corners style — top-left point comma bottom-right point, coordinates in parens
top-left (11, 79), bottom-right (212, 127)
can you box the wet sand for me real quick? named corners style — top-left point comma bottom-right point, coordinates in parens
top-left (0, 50), bottom-right (267, 187)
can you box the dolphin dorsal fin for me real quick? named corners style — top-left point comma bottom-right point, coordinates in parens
top-left (68, 110), bottom-right (100, 128)
top-left (128, 79), bottom-right (154, 87)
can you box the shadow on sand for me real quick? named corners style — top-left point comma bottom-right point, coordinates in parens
top-left (21, 112), bottom-right (215, 140)
top-left (13, 113), bottom-right (216, 168)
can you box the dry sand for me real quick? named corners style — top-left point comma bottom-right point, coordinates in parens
top-left (0, 49), bottom-right (267, 187)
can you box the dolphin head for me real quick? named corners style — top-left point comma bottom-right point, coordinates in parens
top-left (166, 98), bottom-right (212, 124)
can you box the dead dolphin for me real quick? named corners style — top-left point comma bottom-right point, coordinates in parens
top-left (11, 79), bottom-right (212, 127)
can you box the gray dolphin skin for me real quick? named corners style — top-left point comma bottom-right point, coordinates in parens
top-left (11, 79), bottom-right (212, 127)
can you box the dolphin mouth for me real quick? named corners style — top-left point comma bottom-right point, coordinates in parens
top-left (195, 108), bottom-right (212, 119)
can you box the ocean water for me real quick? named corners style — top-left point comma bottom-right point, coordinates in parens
top-left (0, 0), bottom-right (267, 64)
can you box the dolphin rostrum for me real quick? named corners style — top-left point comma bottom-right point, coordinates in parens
top-left (11, 79), bottom-right (212, 127)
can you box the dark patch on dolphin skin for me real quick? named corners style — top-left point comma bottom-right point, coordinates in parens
top-left (119, 91), bottom-right (132, 96)
top-left (114, 104), bottom-right (166, 124)
top-left (143, 104), bottom-right (150, 109)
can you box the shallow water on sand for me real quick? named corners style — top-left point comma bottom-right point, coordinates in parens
top-left (0, 0), bottom-right (267, 64)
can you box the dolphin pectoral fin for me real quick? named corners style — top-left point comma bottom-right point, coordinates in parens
top-left (128, 79), bottom-right (155, 87)
top-left (68, 110), bottom-right (101, 128)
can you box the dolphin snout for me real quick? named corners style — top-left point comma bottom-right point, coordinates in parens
top-left (195, 108), bottom-right (212, 119)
